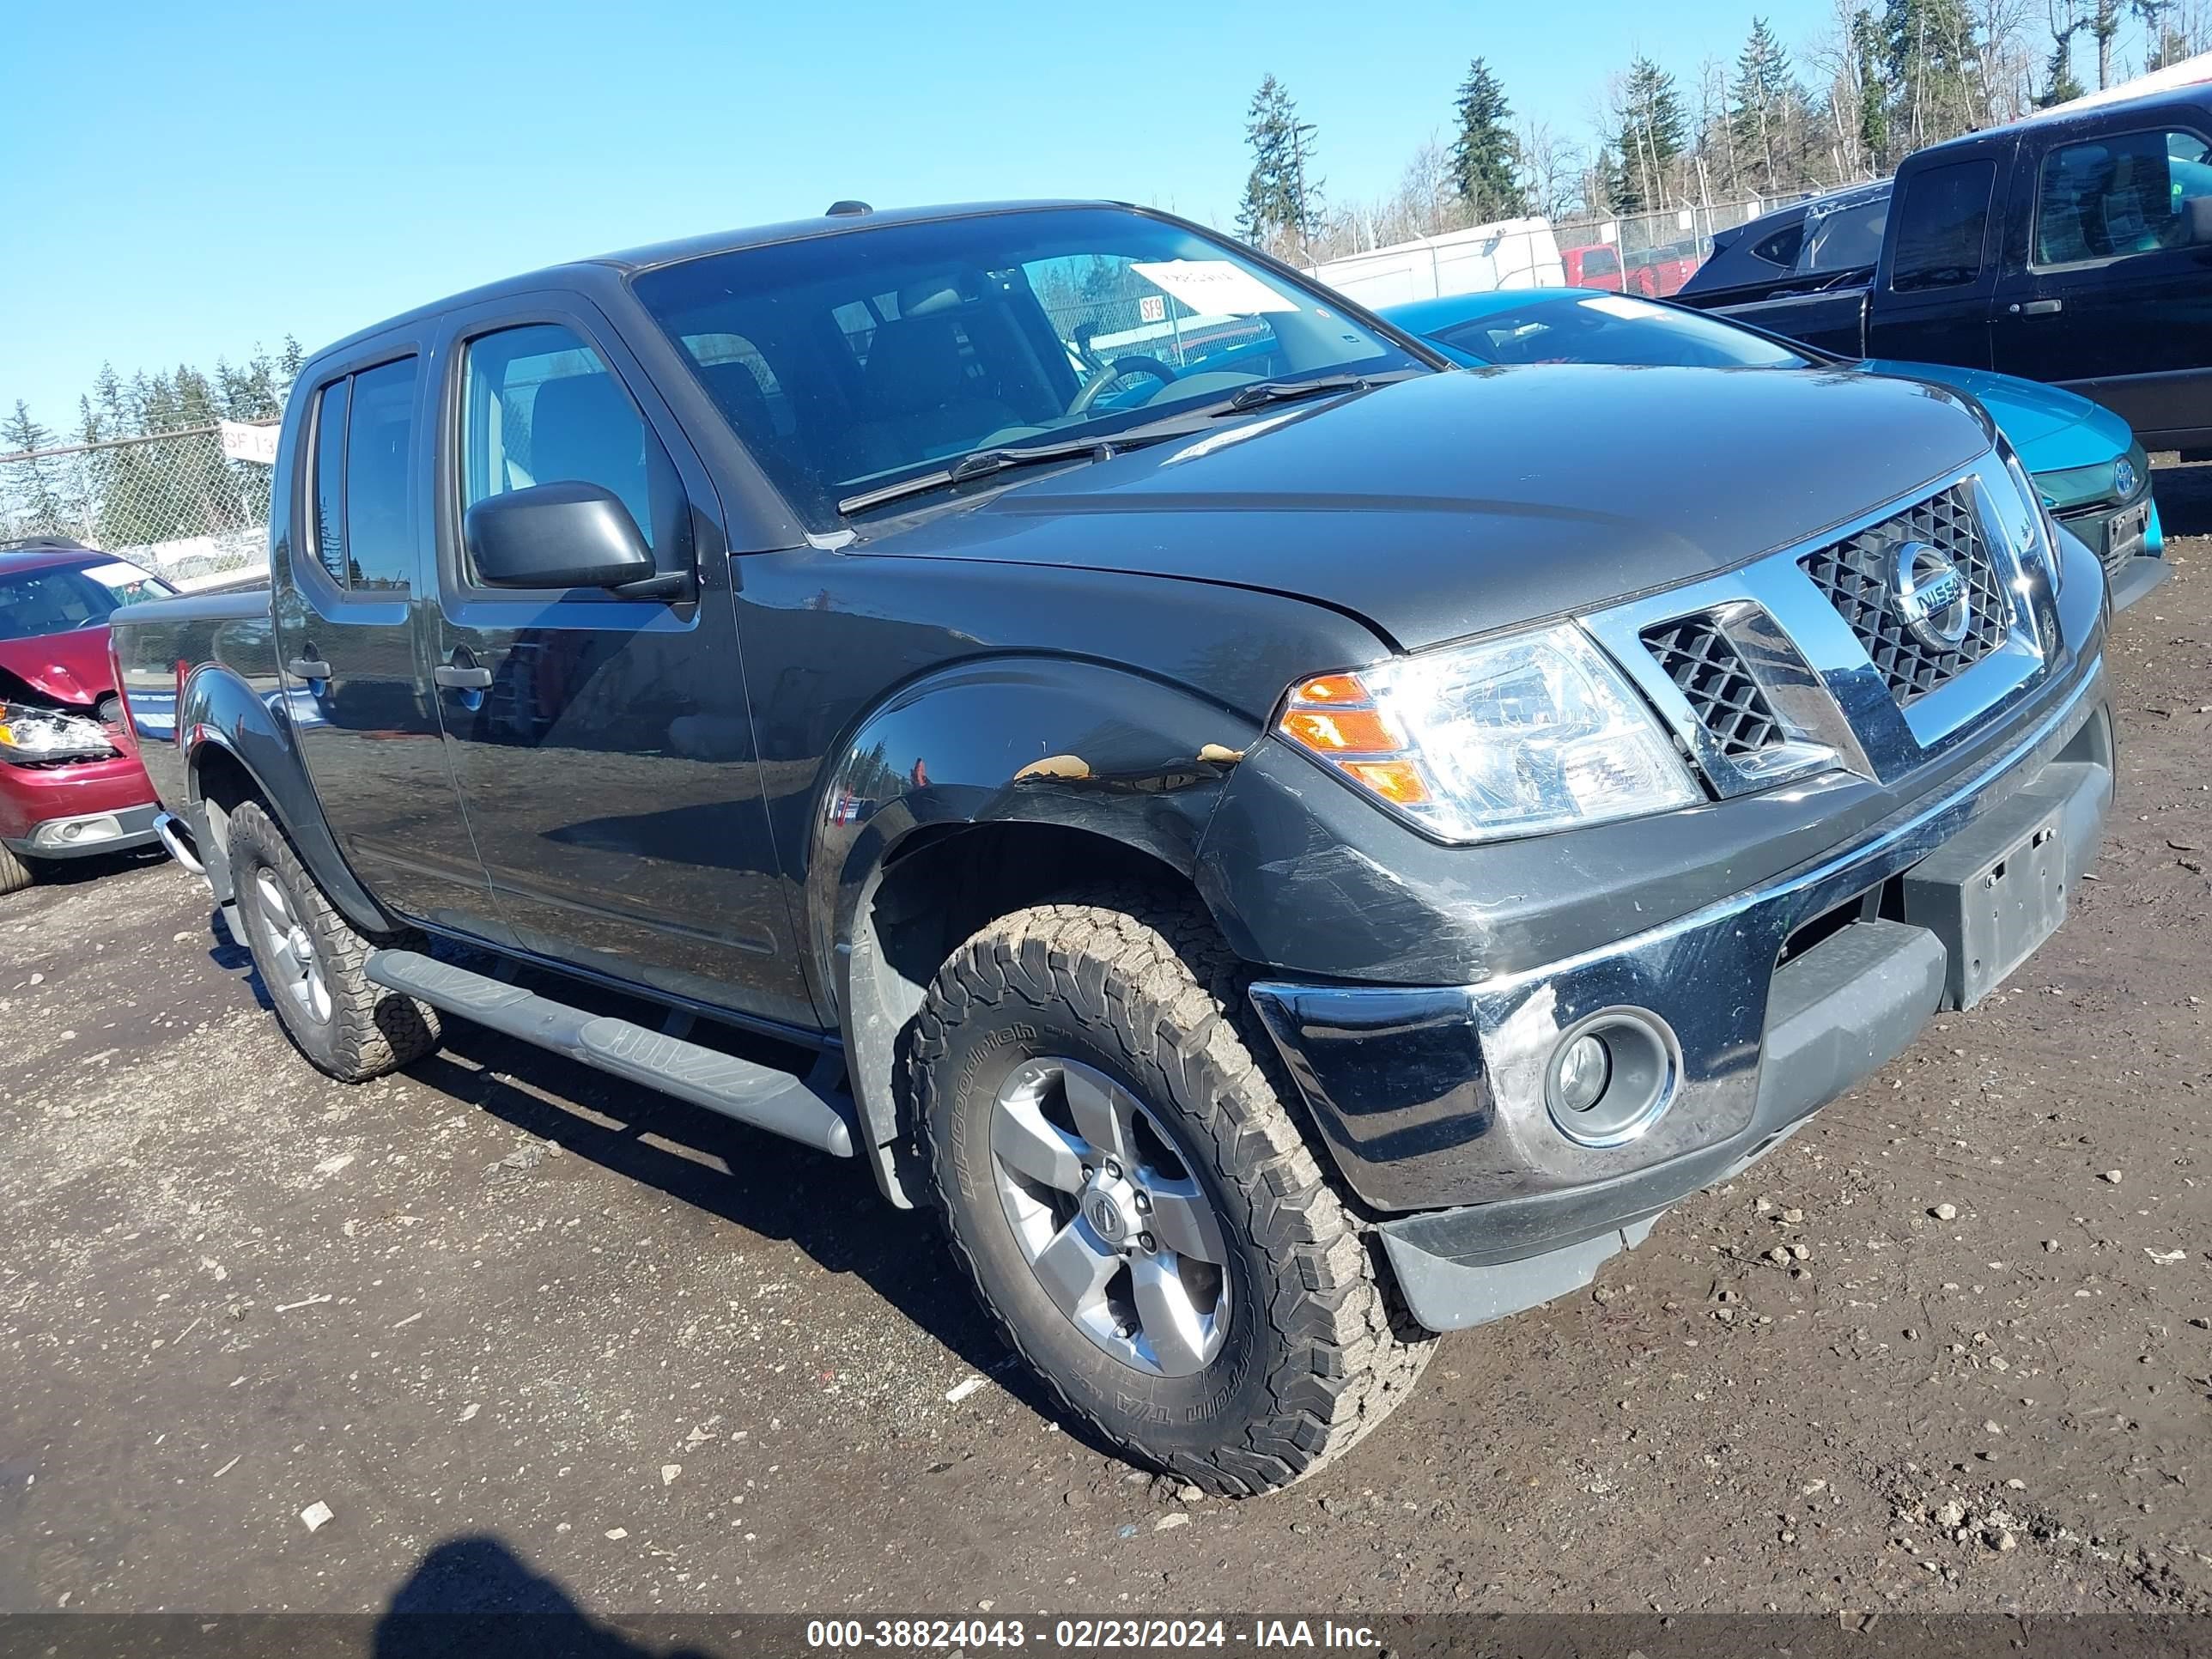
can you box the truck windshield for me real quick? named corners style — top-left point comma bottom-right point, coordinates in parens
top-left (0, 561), bottom-right (175, 642)
top-left (632, 206), bottom-right (1424, 524)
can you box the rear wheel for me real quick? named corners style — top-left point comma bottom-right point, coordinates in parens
top-left (0, 842), bottom-right (32, 896)
top-left (913, 890), bottom-right (1432, 1495)
top-left (227, 799), bottom-right (439, 1081)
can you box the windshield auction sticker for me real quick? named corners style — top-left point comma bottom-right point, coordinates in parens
top-left (1129, 260), bottom-right (1302, 316)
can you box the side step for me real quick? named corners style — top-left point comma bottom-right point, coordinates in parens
top-left (364, 949), bottom-right (854, 1158)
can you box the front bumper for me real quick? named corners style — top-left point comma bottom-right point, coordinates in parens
top-left (1249, 663), bottom-right (2112, 1333)
top-left (2057, 489), bottom-right (2166, 612)
top-left (0, 753), bottom-right (161, 858)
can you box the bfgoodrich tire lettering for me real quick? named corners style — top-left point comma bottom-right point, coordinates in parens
top-left (227, 799), bottom-right (439, 1081)
top-left (913, 889), bottom-right (1432, 1495)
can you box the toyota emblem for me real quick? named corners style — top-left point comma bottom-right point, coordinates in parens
top-left (1891, 540), bottom-right (1972, 653)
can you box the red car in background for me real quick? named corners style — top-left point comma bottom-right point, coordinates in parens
top-left (1561, 241), bottom-right (1703, 298)
top-left (0, 538), bottom-right (172, 894)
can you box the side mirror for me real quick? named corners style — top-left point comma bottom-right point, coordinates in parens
top-left (464, 481), bottom-right (657, 590)
top-left (2186, 195), bottom-right (2212, 246)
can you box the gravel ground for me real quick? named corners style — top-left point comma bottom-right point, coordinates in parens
top-left (3, 477), bottom-right (2211, 1624)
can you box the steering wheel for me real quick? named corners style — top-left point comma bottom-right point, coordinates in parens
top-left (1068, 354), bottom-right (1179, 416)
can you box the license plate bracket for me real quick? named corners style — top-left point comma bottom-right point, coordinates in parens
top-left (2108, 501), bottom-right (2149, 563)
top-left (1900, 794), bottom-right (2069, 1011)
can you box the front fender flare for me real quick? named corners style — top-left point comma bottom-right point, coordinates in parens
top-left (805, 656), bottom-right (1263, 1195)
top-left (181, 664), bottom-right (392, 934)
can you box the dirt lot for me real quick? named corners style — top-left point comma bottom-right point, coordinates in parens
top-left (5, 477), bottom-right (2212, 1627)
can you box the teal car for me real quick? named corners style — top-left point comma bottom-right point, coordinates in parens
top-left (1385, 288), bottom-right (2166, 610)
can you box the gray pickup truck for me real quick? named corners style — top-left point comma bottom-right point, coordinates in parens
top-left (110, 199), bottom-right (2114, 1494)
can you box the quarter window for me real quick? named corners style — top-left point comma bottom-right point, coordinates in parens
top-left (306, 358), bottom-right (418, 592)
top-left (460, 323), bottom-right (675, 571)
top-left (2035, 127), bottom-right (2212, 265)
top-left (1889, 160), bottom-right (1996, 292)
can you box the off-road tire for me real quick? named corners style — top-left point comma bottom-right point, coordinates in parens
top-left (228, 799), bottom-right (440, 1081)
top-left (0, 841), bottom-right (33, 896)
top-left (913, 889), bottom-right (1433, 1495)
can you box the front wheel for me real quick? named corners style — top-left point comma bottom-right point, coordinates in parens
top-left (913, 891), bottom-right (1432, 1495)
top-left (0, 842), bottom-right (32, 896)
top-left (227, 799), bottom-right (439, 1081)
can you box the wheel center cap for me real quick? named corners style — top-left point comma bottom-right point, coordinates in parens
top-left (1083, 1187), bottom-right (1127, 1243)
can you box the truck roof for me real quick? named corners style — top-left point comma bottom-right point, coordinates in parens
top-left (309, 198), bottom-right (1114, 368)
top-left (1913, 79), bottom-right (2212, 163)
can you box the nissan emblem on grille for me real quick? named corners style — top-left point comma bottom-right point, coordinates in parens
top-left (1797, 483), bottom-right (2011, 708)
top-left (1890, 541), bottom-right (1972, 652)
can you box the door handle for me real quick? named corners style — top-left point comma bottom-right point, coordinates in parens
top-left (286, 657), bottom-right (332, 680)
top-left (434, 664), bottom-right (494, 690)
top-left (2007, 299), bottom-right (2064, 316)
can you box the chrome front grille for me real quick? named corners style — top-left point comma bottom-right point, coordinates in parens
top-left (1640, 617), bottom-right (1783, 759)
top-left (1797, 484), bottom-right (2009, 708)
top-left (1584, 454), bottom-right (2056, 797)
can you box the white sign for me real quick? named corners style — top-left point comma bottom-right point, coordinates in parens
top-left (218, 420), bottom-right (280, 465)
top-left (1139, 294), bottom-right (1167, 324)
top-left (1129, 259), bottom-right (1301, 317)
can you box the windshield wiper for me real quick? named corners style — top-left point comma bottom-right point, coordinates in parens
top-left (1221, 374), bottom-right (1373, 411)
top-left (837, 436), bottom-right (1119, 516)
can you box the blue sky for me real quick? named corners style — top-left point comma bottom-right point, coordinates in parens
top-left (2, 0), bottom-right (1835, 435)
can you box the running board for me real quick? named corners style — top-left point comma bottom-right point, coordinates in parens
top-left (364, 949), bottom-right (854, 1158)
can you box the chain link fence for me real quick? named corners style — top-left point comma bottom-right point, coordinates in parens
top-left (1551, 192), bottom-right (1825, 295)
top-left (0, 423), bottom-right (276, 589)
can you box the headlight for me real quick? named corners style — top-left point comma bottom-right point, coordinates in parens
top-left (1277, 623), bottom-right (1700, 844)
top-left (1994, 439), bottom-right (2063, 596)
top-left (0, 703), bottom-right (115, 764)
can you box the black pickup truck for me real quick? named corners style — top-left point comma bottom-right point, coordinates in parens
top-left (112, 199), bottom-right (2114, 1493)
top-left (1680, 83), bottom-right (2212, 453)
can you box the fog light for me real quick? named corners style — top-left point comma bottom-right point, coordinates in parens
top-left (1545, 1009), bottom-right (1680, 1148)
top-left (1555, 1033), bottom-right (1612, 1113)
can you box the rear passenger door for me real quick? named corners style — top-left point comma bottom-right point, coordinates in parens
top-left (1867, 149), bottom-right (2006, 370)
top-left (424, 296), bottom-right (817, 1030)
top-left (274, 336), bottom-right (492, 927)
top-left (1991, 119), bottom-right (2212, 447)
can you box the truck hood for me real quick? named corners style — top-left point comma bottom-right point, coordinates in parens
top-left (854, 365), bottom-right (1992, 652)
top-left (0, 627), bottom-right (111, 707)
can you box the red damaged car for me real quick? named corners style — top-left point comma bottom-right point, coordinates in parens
top-left (0, 537), bottom-right (172, 894)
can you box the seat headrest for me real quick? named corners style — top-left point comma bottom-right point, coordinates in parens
top-left (862, 317), bottom-right (973, 416)
top-left (528, 372), bottom-right (645, 499)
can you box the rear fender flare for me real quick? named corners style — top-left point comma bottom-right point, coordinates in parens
top-left (180, 664), bottom-right (392, 935)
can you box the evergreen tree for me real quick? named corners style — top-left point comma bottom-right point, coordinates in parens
top-left (1449, 58), bottom-right (1526, 219)
top-left (1851, 9), bottom-right (1893, 172)
top-left (2, 402), bottom-right (70, 536)
top-left (1883, 0), bottom-right (1983, 149)
top-left (1237, 75), bottom-right (1323, 253)
top-left (1615, 57), bottom-right (1688, 214)
top-left (1729, 18), bottom-right (1802, 193)
top-left (2039, 3), bottom-right (2089, 107)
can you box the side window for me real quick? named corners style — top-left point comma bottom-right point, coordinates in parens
top-left (310, 380), bottom-right (349, 586)
top-left (1749, 222), bottom-right (1806, 269)
top-left (1799, 199), bottom-right (1887, 274)
top-left (1888, 160), bottom-right (1996, 292)
top-left (343, 359), bottom-right (418, 592)
top-left (461, 323), bottom-right (677, 571)
top-left (2036, 128), bottom-right (2212, 265)
top-left (1582, 246), bottom-right (1620, 277)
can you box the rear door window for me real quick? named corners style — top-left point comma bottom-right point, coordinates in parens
top-left (342, 360), bottom-right (419, 592)
top-left (306, 359), bottom-right (419, 592)
top-left (2034, 127), bottom-right (2212, 265)
top-left (310, 380), bottom-right (349, 586)
top-left (1889, 160), bottom-right (1996, 292)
